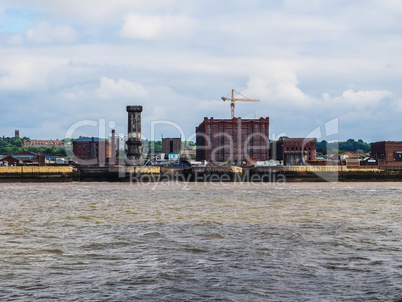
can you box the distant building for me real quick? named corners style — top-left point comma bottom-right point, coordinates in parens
top-left (0, 151), bottom-right (45, 166)
top-left (162, 138), bottom-right (181, 159)
top-left (23, 139), bottom-right (64, 148)
top-left (180, 149), bottom-right (196, 159)
top-left (340, 152), bottom-right (360, 160)
top-left (72, 137), bottom-right (111, 166)
top-left (339, 152), bottom-right (360, 167)
top-left (15, 130), bottom-right (19, 138)
top-left (270, 137), bottom-right (317, 166)
top-left (196, 117), bottom-right (270, 164)
top-left (371, 141), bottom-right (402, 166)
top-left (108, 134), bottom-right (126, 152)
top-left (0, 156), bottom-right (21, 166)
top-left (45, 156), bottom-right (57, 164)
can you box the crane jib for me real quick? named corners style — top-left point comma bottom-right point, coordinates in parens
top-left (221, 89), bottom-right (260, 119)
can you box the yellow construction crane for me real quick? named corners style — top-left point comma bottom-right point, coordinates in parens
top-left (221, 89), bottom-right (260, 119)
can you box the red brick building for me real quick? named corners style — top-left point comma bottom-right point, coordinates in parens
top-left (0, 156), bottom-right (21, 166)
top-left (0, 151), bottom-right (45, 166)
top-left (371, 141), bottom-right (402, 166)
top-left (162, 138), bottom-right (181, 159)
top-left (196, 117), bottom-right (270, 164)
top-left (270, 137), bottom-right (317, 166)
top-left (72, 137), bottom-right (111, 166)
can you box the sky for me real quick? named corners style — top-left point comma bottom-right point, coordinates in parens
top-left (0, 0), bottom-right (401, 143)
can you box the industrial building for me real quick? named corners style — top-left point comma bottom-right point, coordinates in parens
top-left (371, 141), bottom-right (402, 166)
top-left (196, 117), bottom-right (270, 164)
top-left (72, 137), bottom-right (111, 166)
top-left (0, 151), bottom-right (45, 166)
top-left (162, 138), bottom-right (181, 158)
top-left (23, 139), bottom-right (64, 148)
top-left (108, 133), bottom-right (126, 152)
top-left (270, 137), bottom-right (317, 166)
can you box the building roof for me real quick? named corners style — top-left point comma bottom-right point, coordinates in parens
top-left (197, 117), bottom-right (269, 128)
top-left (75, 137), bottom-right (106, 142)
top-left (279, 137), bottom-right (316, 141)
top-left (371, 141), bottom-right (402, 144)
top-left (0, 155), bottom-right (21, 163)
top-left (13, 155), bottom-right (34, 159)
top-left (340, 152), bottom-right (360, 159)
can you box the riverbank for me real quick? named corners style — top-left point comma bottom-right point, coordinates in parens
top-left (1, 165), bottom-right (401, 182)
top-left (77, 165), bottom-right (402, 182)
top-left (0, 166), bottom-right (77, 182)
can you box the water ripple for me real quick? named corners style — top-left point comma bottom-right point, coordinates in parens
top-left (0, 182), bottom-right (401, 301)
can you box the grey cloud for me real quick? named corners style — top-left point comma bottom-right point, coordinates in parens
top-left (0, 1), bottom-right (401, 142)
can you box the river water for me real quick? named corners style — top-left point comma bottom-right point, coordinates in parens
top-left (0, 182), bottom-right (401, 301)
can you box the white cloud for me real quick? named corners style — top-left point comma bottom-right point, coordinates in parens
top-left (94, 77), bottom-right (149, 99)
top-left (61, 89), bottom-right (89, 101)
top-left (1, 0), bottom-right (181, 24)
top-left (7, 34), bottom-right (25, 45)
top-left (26, 22), bottom-right (78, 44)
top-left (333, 89), bottom-right (392, 109)
top-left (242, 71), bottom-right (314, 106)
top-left (1, 1), bottom-right (402, 141)
top-left (0, 59), bottom-right (50, 91)
top-left (120, 14), bottom-right (196, 40)
top-left (392, 98), bottom-right (402, 112)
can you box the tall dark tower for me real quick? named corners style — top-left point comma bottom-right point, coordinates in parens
top-left (126, 105), bottom-right (142, 165)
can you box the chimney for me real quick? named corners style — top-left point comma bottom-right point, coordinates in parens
top-left (110, 130), bottom-right (116, 166)
top-left (126, 105), bottom-right (143, 166)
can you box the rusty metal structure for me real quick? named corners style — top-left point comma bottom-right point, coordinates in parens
top-left (126, 105), bottom-right (143, 165)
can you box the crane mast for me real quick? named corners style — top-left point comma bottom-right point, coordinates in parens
top-left (221, 89), bottom-right (260, 119)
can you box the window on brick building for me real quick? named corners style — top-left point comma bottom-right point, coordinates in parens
top-left (394, 151), bottom-right (402, 161)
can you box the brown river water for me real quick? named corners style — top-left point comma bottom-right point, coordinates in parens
top-left (0, 182), bottom-right (401, 301)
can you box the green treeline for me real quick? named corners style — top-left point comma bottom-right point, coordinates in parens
top-left (316, 139), bottom-right (371, 156)
top-left (0, 137), bottom-right (67, 156)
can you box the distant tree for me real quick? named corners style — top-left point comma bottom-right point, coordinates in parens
top-left (182, 141), bottom-right (195, 149)
top-left (316, 139), bottom-right (371, 154)
top-left (116, 150), bottom-right (125, 159)
top-left (0, 136), bottom-right (67, 156)
top-left (142, 140), bottom-right (162, 153)
top-left (316, 140), bottom-right (328, 155)
top-left (338, 139), bottom-right (370, 153)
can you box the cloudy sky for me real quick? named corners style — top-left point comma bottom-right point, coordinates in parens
top-left (0, 0), bottom-right (401, 143)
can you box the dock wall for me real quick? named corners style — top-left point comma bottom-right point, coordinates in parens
top-left (78, 165), bottom-right (402, 182)
top-left (0, 166), bottom-right (76, 182)
top-left (1, 165), bottom-right (401, 182)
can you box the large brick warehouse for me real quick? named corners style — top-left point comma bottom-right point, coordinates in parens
top-left (371, 141), bottom-right (402, 166)
top-left (195, 117), bottom-right (270, 164)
